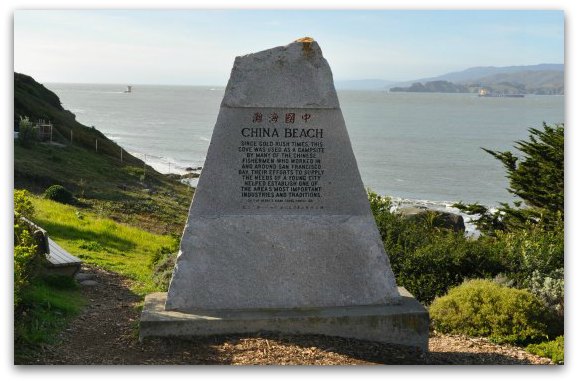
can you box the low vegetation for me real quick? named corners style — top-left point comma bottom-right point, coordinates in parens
top-left (30, 195), bottom-right (176, 295)
top-left (148, 243), bottom-right (179, 291)
top-left (369, 191), bottom-right (504, 304)
top-left (14, 190), bottom-right (85, 361)
top-left (14, 190), bottom-right (178, 362)
top-left (15, 277), bottom-right (85, 361)
top-left (44, 184), bottom-right (74, 204)
top-left (14, 190), bottom-right (41, 307)
top-left (430, 280), bottom-right (550, 345)
top-left (526, 336), bottom-right (564, 364)
top-left (15, 140), bottom-right (192, 235)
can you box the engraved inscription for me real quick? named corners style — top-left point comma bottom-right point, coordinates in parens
top-left (238, 111), bottom-right (325, 210)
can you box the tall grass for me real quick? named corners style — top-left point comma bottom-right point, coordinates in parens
top-left (31, 196), bottom-right (175, 295)
top-left (15, 277), bottom-right (85, 362)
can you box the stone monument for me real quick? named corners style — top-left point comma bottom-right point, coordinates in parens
top-left (140, 38), bottom-right (428, 351)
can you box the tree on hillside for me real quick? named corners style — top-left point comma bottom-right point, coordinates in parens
top-left (455, 122), bottom-right (564, 235)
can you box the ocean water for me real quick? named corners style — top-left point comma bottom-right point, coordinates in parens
top-left (45, 83), bottom-right (564, 212)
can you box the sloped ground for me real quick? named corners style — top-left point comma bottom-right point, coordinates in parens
top-left (25, 265), bottom-right (553, 365)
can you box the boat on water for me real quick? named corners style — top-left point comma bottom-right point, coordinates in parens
top-left (478, 88), bottom-right (524, 98)
top-left (124, 85), bottom-right (132, 93)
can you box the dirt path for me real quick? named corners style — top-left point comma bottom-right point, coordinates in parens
top-left (29, 265), bottom-right (553, 365)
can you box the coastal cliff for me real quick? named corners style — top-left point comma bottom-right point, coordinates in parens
top-left (14, 73), bottom-right (192, 234)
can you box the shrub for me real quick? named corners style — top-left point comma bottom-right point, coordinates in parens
top-left (496, 220), bottom-right (564, 286)
top-left (526, 336), bottom-right (564, 364)
top-left (492, 220), bottom-right (564, 335)
top-left (368, 190), bottom-right (504, 304)
top-left (44, 184), bottom-right (74, 204)
top-left (14, 190), bottom-right (41, 307)
top-left (528, 269), bottom-right (564, 318)
top-left (430, 279), bottom-right (550, 345)
top-left (14, 224), bottom-right (39, 307)
top-left (14, 189), bottom-right (35, 218)
top-left (393, 236), bottom-right (503, 304)
top-left (18, 116), bottom-right (38, 148)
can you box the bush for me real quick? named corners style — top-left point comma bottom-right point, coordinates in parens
top-left (430, 279), bottom-right (550, 345)
top-left (14, 223), bottom-right (39, 307)
top-left (14, 189), bottom-right (35, 218)
top-left (528, 269), bottom-right (564, 318)
top-left (14, 190), bottom-right (41, 307)
top-left (393, 237), bottom-right (504, 304)
top-left (18, 116), bottom-right (38, 148)
top-left (44, 184), bottom-right (74, 204)
top-left (526, 336), bottom-right (564, 364)
top-left (368, 190), bottom-right (504, 304)
top-left (491, 220), bottom-right (564, 335)
top-left (496, 220), bottom-right (564, 286)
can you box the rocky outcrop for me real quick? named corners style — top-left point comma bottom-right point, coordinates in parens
top-left (397, 206), bottom-right (465, 232)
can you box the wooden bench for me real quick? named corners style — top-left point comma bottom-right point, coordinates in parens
top-left (46, 238), bottom-right (82, 276)
top-left (20, 217), bottom-right (82, 276)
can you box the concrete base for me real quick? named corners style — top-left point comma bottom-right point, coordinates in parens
top-left (139, 287), bottom-right (429, 351)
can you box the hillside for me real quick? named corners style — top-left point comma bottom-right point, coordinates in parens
top-left (14, 73), bottom-right (193, 235)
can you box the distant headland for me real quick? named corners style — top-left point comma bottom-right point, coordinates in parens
top-left (336, 64), bottom-right (564, 95)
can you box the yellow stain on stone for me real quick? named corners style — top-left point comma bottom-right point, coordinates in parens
top-left (295, 37), bottom-right (315, 56)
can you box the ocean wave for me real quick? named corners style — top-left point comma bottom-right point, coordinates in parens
top-left (128, 150), bottom-right (204, 175)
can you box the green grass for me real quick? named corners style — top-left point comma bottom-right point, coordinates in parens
top-left (15, 276), bottom-right (86, 362)
top-left (31, 196), bottom-right (177, 295)
top-left (15, 142), bottom-right (193, 235)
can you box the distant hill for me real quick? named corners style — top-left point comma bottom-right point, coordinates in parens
top-left (413, 64), bottom-right (563, 84)
top-left (470, 70), bottom-right (564, 95)
top-left (334, 64), bottom-right (563, 94)
top-left (388, 64), bottom-right (564, 95)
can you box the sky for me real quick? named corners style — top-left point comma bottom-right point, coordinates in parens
top-left (13, 9), bottom-right (564, 86)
